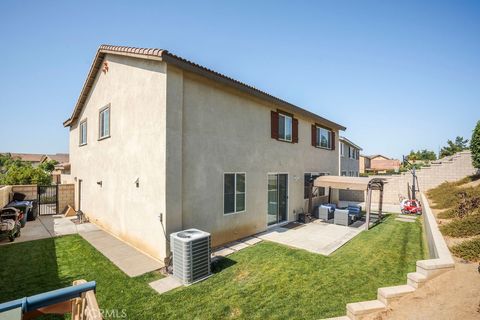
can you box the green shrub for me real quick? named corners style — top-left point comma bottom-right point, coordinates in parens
top-left (427, 176), bottom-right (480, 210)
top-left (471, 120), bottom-right (480, 169)
top-left (440, 214), bottom-right (480, 237)
top-left (451, 237), bottom-right (480, 262)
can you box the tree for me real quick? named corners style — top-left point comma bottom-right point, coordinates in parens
top-left (407, 149), bottom-right (437, 161)
top-left (0, 156), bottom-right (53, 185)
top-left (439, 136), bottom-right (469, 158)
top-left (39, 160), bottom-right (58, 172)
top-left (471, 120), bottom-right (480, 169)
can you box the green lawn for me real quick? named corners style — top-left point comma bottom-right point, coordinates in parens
top-left (0, 215), bottom-right (426, 319)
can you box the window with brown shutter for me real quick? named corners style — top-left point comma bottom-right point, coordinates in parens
top-left (311, 124), bottom-right (317, 146)
top-left (292, 118), bottom-right (298, 143)
top-left (312, 124), bottom-right (335, 150)
top-left (271, 111), bottom-right (279, 139)
top-left (271, 109), bottom-right (298, 143)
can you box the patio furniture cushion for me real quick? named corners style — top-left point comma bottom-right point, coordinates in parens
top-left (318, 206), bottom-right (334, 220)
top-left (347, 205), bottom-right (362, 220)
top-left (334, 209), bottom-right (353, 226)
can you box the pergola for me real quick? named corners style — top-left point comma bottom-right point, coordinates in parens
top-left (313, 176), bottom-right (386, 230)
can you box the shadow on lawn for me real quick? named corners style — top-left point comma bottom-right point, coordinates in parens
top-left (0, 237), bottom-right (65, 319)
top-left (211, 257), bottom-right (237, 274)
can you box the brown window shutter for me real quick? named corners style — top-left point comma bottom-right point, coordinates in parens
top-left (331, 131), bottom-right (336, 150)
top-left (271, 111), bottom-right (279, 139)
top-left (292, 118), bottom-right (298, 143)
top-left (311, 125), bottom-right (317, 147)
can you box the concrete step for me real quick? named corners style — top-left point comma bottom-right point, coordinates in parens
top-left (323, 316), bottom-right (351, 320)
top-left (346, 299), bottom-right (386, 320)
top-left (377, 284), bottom-right (416, 305)
top-left (407, 272), bottom-right (427, 288)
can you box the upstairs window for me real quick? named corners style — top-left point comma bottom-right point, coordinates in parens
top-left (340, 142), bottom-right (345, 157)
top-left (311, 125), bottom-right (334, 150)
top-left (224, 173), bottom-right (246, 214)
top-left (278, 113), bottom-right (292, 141)
top-left (79, 120), bottom-right (87, 146)
top-left (271, 110), bottom-right (298, 143)
top-left (99, 106), bottom-right (110, 139)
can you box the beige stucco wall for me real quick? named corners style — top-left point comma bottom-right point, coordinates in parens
top-left (68, 56), bottom-right (342, 261)
top-left (174, 70), bottom-right (340, 247)
top-left (69, 54), bottom-right (168, 260)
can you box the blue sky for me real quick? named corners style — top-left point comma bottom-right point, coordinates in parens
top-left (0, 0), bottom-right (479, 159)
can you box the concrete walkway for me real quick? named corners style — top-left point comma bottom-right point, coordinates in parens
top-left (80, 228), bottom-right (163, 277)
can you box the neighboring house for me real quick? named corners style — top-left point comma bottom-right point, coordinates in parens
top-left (40, 153), bottom-right (69, 164)
top-left (2, 153), bottom-right (44, 166)
top-left (63, 45), bottom-right (346, 262)
top-left (359, 155), bottom-right (370, 174)
top-left (339, 137), bottom-right (361, 177)
top-left (40, 154), bottom-right (70, 184)
top-left (361, 154), bottom-right (401, 174)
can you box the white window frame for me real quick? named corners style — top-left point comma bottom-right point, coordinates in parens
top-left (99, 105), bottom-right (111, 140)
top-left (223, 172), bottom-right (246, 215)
top-left (278, 113), bottom-right (293, 142)
top-left (340, 142), bottom-right (345, 157)
top-left (79, 120), bottom-right (87, 146)
top-left (316, 126), bottom-right (332, 149)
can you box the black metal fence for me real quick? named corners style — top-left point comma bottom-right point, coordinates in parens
top-left (37, 185), bottom-right (58, 215)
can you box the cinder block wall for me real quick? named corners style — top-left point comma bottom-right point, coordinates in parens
top-left (341, 151), bottom-right (477, 205)
top-left (0, 186), bottom-right (13, 207)
top-left (11, 185), bottom-right (37, 200)
top-left (58, 184), bottom-right (75, 213)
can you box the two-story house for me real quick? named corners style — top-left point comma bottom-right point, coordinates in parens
top-left (339, 136), bottom-right (361, 177)
top-left (63, 45), bottom-right (346, 262)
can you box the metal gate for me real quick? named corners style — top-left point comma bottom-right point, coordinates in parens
top-left (37, 185), bottom-right (58, 215)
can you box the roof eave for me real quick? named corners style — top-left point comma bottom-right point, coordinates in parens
top-left (64, 45), bottom-right (346, 131)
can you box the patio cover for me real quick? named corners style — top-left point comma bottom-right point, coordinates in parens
top-left (313, 176), bottom-right (379, 191)
top-left (313, 176), bottom-right (386, 230)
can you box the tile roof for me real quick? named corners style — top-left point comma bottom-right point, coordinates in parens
top-left (64, 45), bottom-right (346, 131)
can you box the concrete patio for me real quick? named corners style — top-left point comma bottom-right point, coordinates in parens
top-left (0, 215), bottom-right (97, 245)
top-left (257, 220), bottom-right (364, 255)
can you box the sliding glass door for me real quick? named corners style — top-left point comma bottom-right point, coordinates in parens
top-left (267, 173), bottom-right (288, 226)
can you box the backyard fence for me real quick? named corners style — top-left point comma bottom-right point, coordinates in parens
top-left (1, 184), bottom-right (75, 215)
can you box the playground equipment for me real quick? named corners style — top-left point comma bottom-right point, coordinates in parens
top-left (0, 280), bottom-right (101, 320)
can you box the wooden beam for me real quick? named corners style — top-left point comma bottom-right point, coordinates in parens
top-left (365, 188), bottom-right (372, 230)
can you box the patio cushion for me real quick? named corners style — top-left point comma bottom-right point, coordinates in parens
top-left (334, 209), bottom-right (353, 226)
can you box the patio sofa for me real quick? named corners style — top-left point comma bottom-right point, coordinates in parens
top-left (334, 209), bottom-right (353, 226)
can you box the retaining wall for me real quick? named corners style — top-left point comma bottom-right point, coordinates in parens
top-left (327, 192), bottom-right (455, 320)
top-left (340, 151), bottom-right (476, 205)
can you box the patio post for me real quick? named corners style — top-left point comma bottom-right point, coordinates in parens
top-left (365, 187), bottom-right (372, 230)
top-left (378, 188), bottom-right (384, 219)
